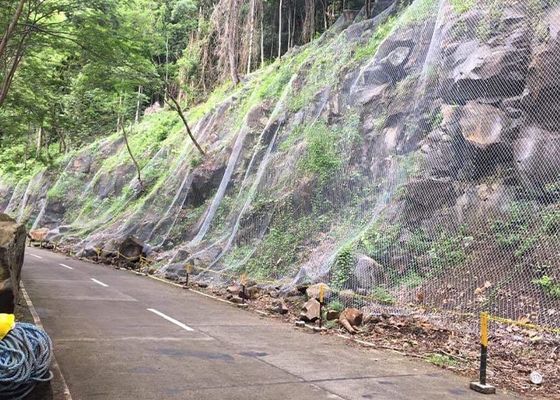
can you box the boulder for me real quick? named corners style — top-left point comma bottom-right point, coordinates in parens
top-left (268, 299), bottom-right (289, 315)
top-left (300, 298), bottom-right (321, 322)
top-left (118, 236), bottom-right (145, 261)
top-left (514, 126), bottom-right (560, 194)
top-left (339, 289), bottom-right (357, 306)
top-left (28, 228), bottom-right (49, 243)
top-left (306, 283), bottom-right (332, 301)
top-left (403, 178), bottom-right (457, 223)
top-left (0, 214), bottom-right (26, 313)
top-left (326, 309), bottom-right (340, 321)
top-left (523, 39), bottom-right (560, 130)
top-left (446, 32), bottom-right (531, 103)
top-left (338, 308), bottom-right (363, 334)
top-left (352, 254), bottom-right (386, 288)
top-left (459, 102), bottom-right (506, 149)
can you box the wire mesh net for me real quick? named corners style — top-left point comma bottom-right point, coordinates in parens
top-left (3, 0), bottom-right (560, 333)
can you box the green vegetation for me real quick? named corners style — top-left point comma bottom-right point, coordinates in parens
top-left (426, 353), bottom-right (459, 368)
top-left (533, 275), bottom-right (560, 299)
top-left (332, 244), bottom-right (354, 289)
top-left (300, 121), bottom-right (343, 182)
top-left (492, 201), bottom-right (538, 258)
top-left (327, 300), bottom-right (345, 313)
top-left (371, 286), bottom-right (395, 305)
top-left (449, 0), bottom-right (475, 14)
top-left (354, 16), bottom-right (397, 62)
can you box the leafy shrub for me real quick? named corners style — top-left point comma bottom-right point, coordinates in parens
top-left (371, 286), bottom-right (395, 305)
top-left (332, 244), bottom-right (354, 289)
top-left (354, 17), bottom-right (396, 62)
top-left (533, 275), bottom-right (560, 299)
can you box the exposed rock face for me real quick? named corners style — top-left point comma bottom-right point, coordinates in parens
top-left (514, 126), bottom-right (560, 194)
top-left (0, 214), bottom-right (26, 313)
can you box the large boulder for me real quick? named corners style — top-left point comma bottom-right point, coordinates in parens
top-left (459, 102), bottom-right (506, 149)
top-left (514, 126), bottom-right (560, 195)
top-left (351, 254), bottom-right (386, 288)
top-left (118, 236), bottom-right (145, 261)
top-left (444, 20), bottom-right (531, 103)
top-left (0, 214), bottom-right (26, 313)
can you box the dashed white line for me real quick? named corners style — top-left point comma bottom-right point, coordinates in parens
top-left (59, 263), bottom-right (74, 270)
top-left (147, 308), bottom-right (194, 332)
top-left (91, 278), bottom-right (109, 287)
top-left (29, 253), bottom-right (43, 259)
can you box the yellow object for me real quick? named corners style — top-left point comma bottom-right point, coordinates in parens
top-left (319, 285), bottom-right (325, 303)
top-left (0, 314), bottom-right (15, 340)
top-left (184, 263), bottom-right (193, 274)
top-left (480, 312), bottom-right (489, 347)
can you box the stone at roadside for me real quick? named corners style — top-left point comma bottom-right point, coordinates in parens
top-left (240, 285), bottom-right (260, 300)
top-left (268, 299), bottom-right (289, 315)
top-left (0, 214), bottom-right (26, 313)
top-left (338, 308), bottom-right (363, 334)
top-left (300, 298), bottom-right (321, 322)
top-left (230, 296), bottom-right (244, 304)
top-left (306, 283), bottom-right (332, 301)
top-left (118, 236), bottom-right (145, 261)
top-left (28, 228), bottom-right (49, 244)
top-left (227, 285), bottom-right (241, 295)
top-left (197, 282), bottom-right (208, 288)
top-left (326, 310), bottom-right (340, 321)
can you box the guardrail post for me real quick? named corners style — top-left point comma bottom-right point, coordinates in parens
top-left (470, 312), bottom-right (496, 394)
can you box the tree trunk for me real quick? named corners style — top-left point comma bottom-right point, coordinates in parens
top-left (228, 0), bottom-right (240, 84)
top-left (35, 126), bottom-right (42, 159)
top-left (277, 0), bottom-right (283, 59)
top-left (135, 85), bottom-right (143, 124)
top-left (0, 30), bottom-right (28, 107)
top-left (246, 0), bottom-right (256, 74)
top-left (260, 10), bottom-right (264, 67)
top-left (303, 0), bottom-right (315, 43)
top-left (122, 123), bottom-right (143, 191)
top-left (0, 0), bottom-right (26, 61)
top-left (164, 90), bottom-right (205, 156)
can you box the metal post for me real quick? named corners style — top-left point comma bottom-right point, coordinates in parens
top-left (470, 312), bottom-right (495, 394)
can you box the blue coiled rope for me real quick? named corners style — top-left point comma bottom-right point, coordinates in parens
top-left (0, 323), bottom-right (53, 400)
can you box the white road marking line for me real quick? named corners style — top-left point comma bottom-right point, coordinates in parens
top-left (91, 278), bottom-right (109, 287)
top-left (147, 308), bottom-right (194, 332)
top-left (29, 253), bottom-right (43, 259)
top-left (59, 263), bottom-right (74, 270)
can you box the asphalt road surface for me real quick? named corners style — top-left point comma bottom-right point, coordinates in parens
top-left (22, 248), bottom-right (515, 400)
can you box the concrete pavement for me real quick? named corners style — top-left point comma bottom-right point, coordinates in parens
top-left (22, 248), bottom-right (517, 400)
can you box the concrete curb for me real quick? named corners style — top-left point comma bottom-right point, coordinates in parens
top-left (20, 283), bottom-right (73, 400)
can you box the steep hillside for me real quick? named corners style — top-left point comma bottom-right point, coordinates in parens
top-left (2, 0), bottom-right (560, 330)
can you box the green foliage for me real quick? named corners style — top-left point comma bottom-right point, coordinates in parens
top-left (359, 223), bottom-right (401, 261)
top-left (533, 275), bottom-right (560, 299)
top-left (397, 0), bottom-right (439, 27)
top-left (492, 201), bottom-right (537, 257)
top-left (399, 271), bottom-right (423, 288)
top-left (371, 286), bottom-right (395, 305)
top-left (301, 122), bottom-right (342, 183)
top-left (354, 17), bottom-right (396, 62)
top-left (428, 232), bottom-right (466, 273)
top-left (332, 244), bottom-right (354, 289)
top-left (327, 300), bottom-right (345, 313)
top-left (449, 0), bottom-right (475, 14)
top-left (426, 354), bottom-right (459, 368)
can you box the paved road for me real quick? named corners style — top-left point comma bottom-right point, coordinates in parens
top-left (22, 248), bottom-right (515, 400)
